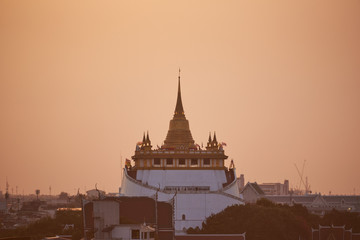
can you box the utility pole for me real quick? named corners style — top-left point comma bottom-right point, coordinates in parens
top-left (155, 188), bottom-right (159, 240)
top-left (5, 177), bottom-right (9, 214)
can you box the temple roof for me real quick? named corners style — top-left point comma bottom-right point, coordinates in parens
top-left (163, 75), bottom-right (196, 150)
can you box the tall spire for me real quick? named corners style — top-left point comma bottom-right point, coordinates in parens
top-left (174, 69), bottom-right (184, 116)
top-left (163, 71), bottom-right (195, 150)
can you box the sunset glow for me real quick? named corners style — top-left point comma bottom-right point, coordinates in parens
top-left (0, 0), bottom-right (360, 196)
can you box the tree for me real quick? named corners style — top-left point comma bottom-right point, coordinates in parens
top-left (59, 192), bottom-right (69, 200)
top-left (35, 189), bottom-right (40, 200)
top-left (196, 201), bottom-right (312, 240)
top-left (0, 209), bottom-right (83, 240)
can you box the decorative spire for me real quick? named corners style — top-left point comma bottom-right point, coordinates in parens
top-left (174, 70), bottom-right (184, 116)
top-left (146, 131), bottom-right (150, 142)
top-left (213, 132), bottom-right (217, 143)
top-left (142, 131), bottom-right (152, 150)
top-left (208, 132), bottom-right (212, 143)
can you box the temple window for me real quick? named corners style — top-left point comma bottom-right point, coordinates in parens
top-left (131, 229), bottom-right (140, 239)
top-left (203, 159), bottom-right (210, 166)
top-left (166, 158), bottom-right (173, 165)
top-left (179, 158), bottom-right (186, 166)
top-left (191, 159), bottom-right (198, 166)
top-left (182, 214), bottom-right (186, 220)
top-left (154, 158), bottom-right (161, 166)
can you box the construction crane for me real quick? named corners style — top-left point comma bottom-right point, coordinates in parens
top-left (294, 160), bottom-right (311, 195)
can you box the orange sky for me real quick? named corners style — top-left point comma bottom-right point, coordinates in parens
top-left (1, 0), bottom-right (360, 196)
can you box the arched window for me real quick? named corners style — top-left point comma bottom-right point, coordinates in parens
top-left (182, 214), bottom-right (186, 220)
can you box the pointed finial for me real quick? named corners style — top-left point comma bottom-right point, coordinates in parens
top-left (142, 132), bottom-right (146, 143)
top-left (208, 132), bottom-right (212, 142)
top-left (174, 71), bottom-right (184, 116)
top-left (213, 132), bottom-right (217, 143)
top-left (146, 131), bottom-right (150, 142)
top-left (178, 68), bottom-right (181, 79)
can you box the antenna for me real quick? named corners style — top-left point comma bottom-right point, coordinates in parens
top-left (6, 177), bottom-right (9, 192)
top-left (5, 177), bottom-right (9, 214)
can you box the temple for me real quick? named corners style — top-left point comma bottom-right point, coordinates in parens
top-left (120, 73), bottom-right (243, 234)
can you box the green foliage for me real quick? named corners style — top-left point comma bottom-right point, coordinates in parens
top-left (0, 210), bottom-right (83, 240)
top-left (56, 210), bottom-right (82, 227)
top-left (197, 203), bottom-right (310, 240)
top-left (321, 209), bottom-right (360, 232)
top-left (189, 198), bottom-right (360, 240)
top-left (58, 192), bottom-right (69, 200)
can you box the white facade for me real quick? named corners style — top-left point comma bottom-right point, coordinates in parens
top-left (120, 168), bottom-right (243, 234)
top-left (111, 224), bottom-right (155, 240)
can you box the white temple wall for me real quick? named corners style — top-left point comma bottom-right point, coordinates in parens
top-left (174, 193), bottom-right (242, 233)
top-left (136, 169), bottom-right (227, 191)
top-left (120, 169), bottom-right (244, 233)
top-left (120, 172), bottom-right (172, 201)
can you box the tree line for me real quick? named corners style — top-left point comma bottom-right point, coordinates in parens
top-left (0, 210), bottom-right (82, 240)
top-left (187, 198), bottom-right (360, 240)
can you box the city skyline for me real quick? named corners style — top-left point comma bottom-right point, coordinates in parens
top-left (1, 1), bottom-right (360, 195)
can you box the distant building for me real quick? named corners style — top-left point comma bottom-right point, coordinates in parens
top-left (266, 194), bottom-right (360, 215)
top-left (240, 182), bottom-right (265, 203)
top-left (236, 176), bottom-right (289, 196)
top-left (83, 196), bottom-right (246, 240)
top-left (238, 178), bottom-right (290, 203)
top-left (103, 223), bottom-right (156, 240)
top-left (83, 196), bottom-right (174, 240)
top-left (258, 180), bottom-right (289, 195)
top-left (0, 201), bottom-right (6, 213)
top-left (312, 225), bottom-right (360, 240)
top-left (86, 189), bottom-right (106, 199)
top-left (237, 174), bottom-right (245, 191)
top-left (176, 234), bottom-right (245, 240)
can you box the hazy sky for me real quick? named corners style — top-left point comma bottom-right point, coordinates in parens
top-left (1, 1), bottom-right (359, 196)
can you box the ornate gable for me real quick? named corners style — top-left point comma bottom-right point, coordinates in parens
top-left (312, 195), bottom-right (328, 208)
